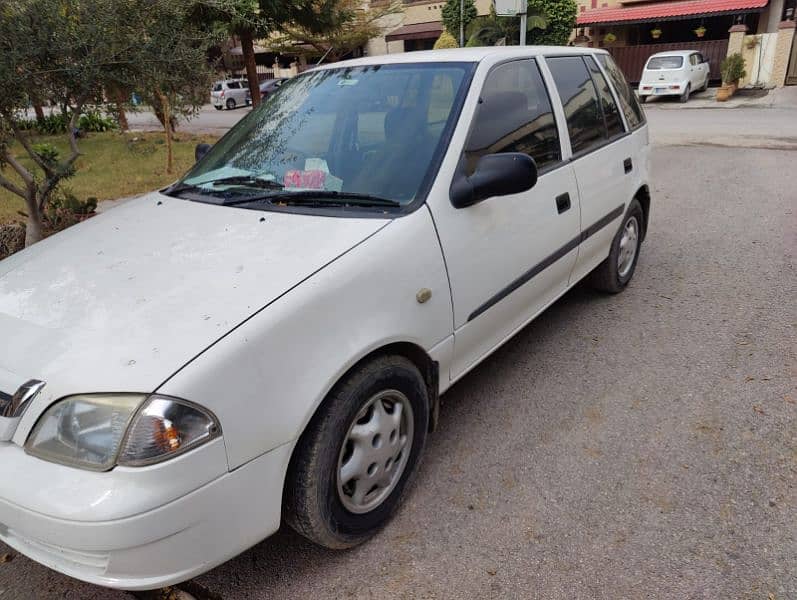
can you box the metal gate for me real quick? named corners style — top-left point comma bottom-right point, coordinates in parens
top-left (608, 40), bottom-right (730, 84)
top-left (787, 33), bottom-right (797, 85)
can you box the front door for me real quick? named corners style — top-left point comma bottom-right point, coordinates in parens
top-left (427, 58), bottom-right (581, 380)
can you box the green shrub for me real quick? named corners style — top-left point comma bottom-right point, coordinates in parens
top-left (13, 117), bottom-right (38, 131)
top-left (36, 112), bottom-right (70, 135)
top-left (434, 31), bottom-right (459, 49)
top-left (43, 187), bottom-right (97, 233)
top-left (78, 110), bottom-right (116, 132)
top-left (720, 53), bottom-right (746, 84)
top-left (31, 142), bottom-right (60, 165)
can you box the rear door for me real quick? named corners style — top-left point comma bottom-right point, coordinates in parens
top-left (428, 58), bottom-right (581, 380)
top-left (543, 54), bottom-right (632, 284)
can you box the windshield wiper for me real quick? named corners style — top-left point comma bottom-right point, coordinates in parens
top-left (208, 176), bottom-right (284, 190)
top-left (224, 190), bottom-right (401, 208)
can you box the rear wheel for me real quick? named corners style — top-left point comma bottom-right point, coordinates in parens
top-left (640, 95), bottom-right (648, 104)
top-left (226, 98), bottom-right (236, 110)
top-left (701, 75), bottom-right (709, 92)
top-left (589, 199), bottom-right (644, 294)
top-left (213, 105), bottom-right (222, 111)
top-left (284, 355), bottom-right (429, 549)
top-left (679, 84), bottom-right (691, 103)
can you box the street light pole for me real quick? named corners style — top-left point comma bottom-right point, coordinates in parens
top-left (519, 0), bottom-right (527, 46)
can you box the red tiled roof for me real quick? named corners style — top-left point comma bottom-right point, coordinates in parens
top-left (385, 21), bottom-right (444, 42)
top-left (577, 0), bottom-right (769, 25)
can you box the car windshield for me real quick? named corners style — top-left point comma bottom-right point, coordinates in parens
top-left (646, 56), bottom-right (684, 70)
top-left (176, 62), bottom-right (472, 209)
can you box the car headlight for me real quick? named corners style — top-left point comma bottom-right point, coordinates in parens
top-left (25, 394), bottom-right (221, 471)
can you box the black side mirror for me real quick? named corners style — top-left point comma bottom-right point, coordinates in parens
top-left (195, 143), bottom-right (212, 163)
top-left (450, 153), bottom-right (538, 209)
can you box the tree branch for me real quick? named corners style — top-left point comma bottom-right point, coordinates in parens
top-left (9, 120), bottom-right (55, 179)
top-left (3, 149), bottom-right (35, 187)
top-left (0, 169), bottom-right (27, 199)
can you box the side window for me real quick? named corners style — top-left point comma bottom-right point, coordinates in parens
top-left (464, 59), bottom-right (561, 174)
top-left (695, 53), bottom-right (704, 65)
top-left (690, 54), bottom-right (698, 66)
top-left (585, 56), bottom-right (625, 137)
top-left (227, 81), bottom-right (241, 90)
top-left (546, 56), bottom-right (606, 156)
top-left (596, 53), bottom-right (645, 130)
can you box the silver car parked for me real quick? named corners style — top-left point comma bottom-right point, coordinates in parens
top-left (211, 79), bottom-right (251, 110)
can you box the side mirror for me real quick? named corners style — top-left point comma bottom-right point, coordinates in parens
top-left (195, 143), bottom-right (212, 163)
top-left (450, 153), bottom-right (538, 209)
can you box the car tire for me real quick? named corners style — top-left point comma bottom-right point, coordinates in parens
top-left (214, 105), bottom-right (222, 111)
top-left (589, 199), bottom-right (644, 294)
top-left (640, 95), bottom-right (647, 104)
top-left (701, 76), bottom-right (709, 92)
top-left (226, 98), bottom-right (236, 110)
top-left (679, 84), bottom-right (690, 103)
top-left (283, 355), bottom-right (429, 549)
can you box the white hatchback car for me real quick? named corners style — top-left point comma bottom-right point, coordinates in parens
top-left (0, 47), bottom-right (650, 590)
top-left (210, 78), bottom-right (251, 110)
top-left (638, 50), bottom-right (710, 103)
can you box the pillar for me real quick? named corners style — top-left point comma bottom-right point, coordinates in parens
top-left (727, 24), bottom-right (748, 56)
top-left (771, 20), bottom-right (796, 86)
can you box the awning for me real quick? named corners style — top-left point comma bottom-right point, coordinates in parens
top-left (385, 21), bottom-right (444, 42)
top-left (577, 0), bottom-right (768, 26)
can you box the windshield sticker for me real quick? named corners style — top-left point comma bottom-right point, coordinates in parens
top-left (283, 170), bottom-right (343, 192)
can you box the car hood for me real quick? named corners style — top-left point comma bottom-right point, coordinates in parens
top-left (0, 193), bottom-right (388, 405)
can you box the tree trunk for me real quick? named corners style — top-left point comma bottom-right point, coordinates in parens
top-left (33, 104), bottom-right (45, 122)
top-left (24, 195), bottom-right (44, 247)
top-left (240, 28), bottom-right (261, 108)
top-left (114, 89), bottom-right (129, 131)
top-left (158, 91), bottom-right (174, 174)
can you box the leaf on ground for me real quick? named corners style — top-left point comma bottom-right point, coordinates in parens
top-left (745, 376), bottom-right (755, 382)
top-left (752, 405), bottom-right (766, 415)
top-left (0, 553), bottom-right (14, 563)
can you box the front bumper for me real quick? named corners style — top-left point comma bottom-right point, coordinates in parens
top-left (0, 441), bottom-right (292, 590)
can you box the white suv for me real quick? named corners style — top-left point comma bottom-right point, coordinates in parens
top-left (0, 47), bottom-right (650, 591)
top-left (210, 78), bottom-right (251, 110)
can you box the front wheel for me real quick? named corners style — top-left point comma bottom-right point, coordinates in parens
top-left (284, 355), bottom-right (429, 549)
top-left (225, 98), bottom-right (236, 110)
top-left (589, 199), bottom-right (644, 293)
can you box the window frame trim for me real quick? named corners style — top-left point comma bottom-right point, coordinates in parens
top-left (459, 56), bottom-right (566, 177)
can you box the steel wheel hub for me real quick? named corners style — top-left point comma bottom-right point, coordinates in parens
top-left (336, 390), bottom-right (414, 514)
top-left (618, 216), bottom-right (639, 278)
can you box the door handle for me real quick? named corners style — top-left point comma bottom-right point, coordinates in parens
top-left (555, 193), bottom-right (571, 214)
top-left (623, 158), bottom-right (633, 174)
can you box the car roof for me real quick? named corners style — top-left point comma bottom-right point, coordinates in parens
top-left (313, 46), bottom-right (609, 71)
top-left (647, 50), bottom-right (697, 58)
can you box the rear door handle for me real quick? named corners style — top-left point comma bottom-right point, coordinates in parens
top-left (623, 158), bottom-right (633, 174)
top-left (555, 193), bottom-right (571, 214)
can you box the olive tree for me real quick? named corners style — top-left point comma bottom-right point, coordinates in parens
top-left (0, 0), bottom-right (215, 246)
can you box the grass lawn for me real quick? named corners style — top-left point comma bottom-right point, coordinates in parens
top-left (0, 131), bottom-right (219, 224)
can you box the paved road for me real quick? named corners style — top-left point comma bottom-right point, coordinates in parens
top-left (1, 102), bottom-right (795, 599)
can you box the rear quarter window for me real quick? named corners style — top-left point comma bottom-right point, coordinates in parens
top-left (596, 53), bottom-right (645, 130)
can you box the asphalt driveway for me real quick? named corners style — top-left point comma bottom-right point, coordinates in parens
top-left (1, 104), bottom-right (795, 599)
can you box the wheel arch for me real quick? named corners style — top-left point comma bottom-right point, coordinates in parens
top-left (634, 184), bottom-right (651, 242)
